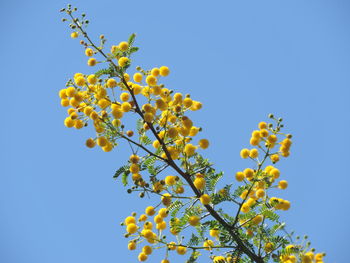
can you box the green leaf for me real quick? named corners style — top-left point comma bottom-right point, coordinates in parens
top-left (140, 135), bottom-right (152, 145)
top-left (187, 233), bottom-right (200, 246)
top-left (113, 165), bottom-right (129, 179)
top-left (122, 172), bottom-right (129, 186)
top-left (128, 33), bottom-right (136, 45)
top-left (129, 47), bottom-right (139, 54)
top-left (168, 200), bottom-right (183, 217)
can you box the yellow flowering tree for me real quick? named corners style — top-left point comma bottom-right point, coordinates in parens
top-left (58, 5), bottom-right (325, 263)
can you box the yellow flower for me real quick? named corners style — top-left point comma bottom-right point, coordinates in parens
top-left (183, 98), bottom-right (193, 108)
top-left (159, 66), bottom-right (170, 76)
top-left (133, 72), bottom-right (143, 83)
top-left (70, 32), bottom-right (78, 38)
top-left (240, 149), bottom-right (250, 159)
top-left (165, 175), bottom-right (176, 186)
top-left (118, 57), bottom-right (129, 67)
top-left (126, 223), bottom-right (138, 234)
top-left (235, 172), bottom-right (245, 182)
top-left (87, 74), bottom-right (97, 84)
top-left (203, 239), bottom-right (214, 250)
top-left (151, 68), bottom-right (160, 76)
top-left (75, 77), bottom-right (85, 86)
top-left (120, 92), bottom-right (130, 102)
top-left (258, 122), bottom-right (267, 129)
top-left (194, 177), bottom-right (205, 190)
top-left (210, 229), bottom-right (220, 238)
top-left (278, 180), bottom-right (288, 189)
top-left (128, 241), bottom-right (136, 250)
top-left (124, 216), bottom-right (136, 225)
top-left (200, 194), bottom-right (211, 205)
top-left (145, 206), bottom-right (156, 216)
top-left (107, 78), bottom-right (117, 88)
top-left (138, 252), bottom-right (148, 262)
top-left (119, 41), bottom-right (129, 51)
top-left (85, 48), bottom-right (94, 56)
top-left (199, 139), bottom-right (209, 149)
top-left (87, 58), bottom-right (97, 66)
top-left (249, 148), bottom-right (258, 158)
top-left (146, 75), bottom-right (157, 86)
top-left (184, 144), bottom-right (197, 156)
top-left (97, 136), bottom-right (108, 147)
top-left (176, 246), bottom-right (187, 255)
top-left (189, 216), bottom-right (200, 226)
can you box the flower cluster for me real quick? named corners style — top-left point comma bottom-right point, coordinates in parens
top-left (59, 5), bottom-right (326, 263)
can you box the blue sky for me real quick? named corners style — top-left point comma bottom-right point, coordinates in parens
top-left (1, 0), bottom-right (350, 262)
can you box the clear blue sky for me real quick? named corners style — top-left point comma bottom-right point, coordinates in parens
top-left (1, 0), bottom-right (349, 262)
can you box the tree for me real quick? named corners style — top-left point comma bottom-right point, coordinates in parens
top-left (58, 5), bottom-right (325, 263)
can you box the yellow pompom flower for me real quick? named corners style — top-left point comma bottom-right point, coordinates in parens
top-left (130, 163), bottom-right (140, 174)
top-left (177, 246), bottom-right (187, 255)
top-left (240, 149), bottom-right (250, 159)
top-left (128, 241), bottom-right (136, 250)
top-left (199, 139), bottom-right (209, 149)
top-left (260, 129), bottom-right (269, 137)
top-left (146, 75), bottom-right (157, 86)
top-left (139, 214), bottom-right (148, 222)
top-left (70, 32), bottom-right (78, 38)
top-left (158, 208), bottom-right (169, 218)
top-left (120, 92), bottom-right (130, 102)
top-left (121, 102), bottom-right (131, 112)
top-left (243, 168), bottom-right (254, 179)
top-left (241, 203), bottom-right (251, 213)
top-left (165, 175), bottom-right (176, 186)
top-left (281, 200), bottom-right (291, 210)
top-left (118, 57), bottom-right (129, 67)
top-left (87, 74), bottom-right (97, 84)
top-left (249, 148), bottom-right (259, 158)
top-left (258, 122), bottom-right (267, 129)
top-left (106, 78), bottom-right (117, 88)
top-left (161, 260), bottom-right (169, 263)
top-left (87, 58), bottom-right (97, 66)
top-left (144, 112), bottom-right (154, 123)
top-left (235, 172), bottom-right (245, 182)
top-left (184, 144), bottom-right (197, 156)
top-left (85, 48), bottom-right (94, 57)
top-left (183, 97), bottom-right (193, 108)
top-left (203, 240), bottom-right (214, 250)
top-left (159, 66), bottom-right (170, 76)
top-left (126, 223), bottom-right (138, 234)
top-left (154, 215), bottom-right (163, 224)
top-left (142, 245), bottom-right (153, 255)
top-left (145, 206), bottom-right (156, 216)
top-left (151, 68), bottom-right (160, 76)
top-left (119, 41), bottom-right (129, 51)
top-left (278, 180), bottom-right (288, 189)
top-left (161, 193), bottom-right (172, 206)
top-left (200, 194), bottom-right (211, 205)
top-left (133, 72), bottom-right (143, 83)
top-left (98, 98), bottom-right (110, 109)
top-left (270, 154), bottom-right (280, 163)
top-left (210, 229), bottom-right (220, 238)
top-left (250, 137), bottom-right (260, 146)
top-left (189, 216), bottom-right (200, 226)
top-left (156, 221), bottom-right (167, 230)
top-left (124, 216), bottom-right (136, 225)
top-left (97, 136), bottom-right (108, 147)
top-left (61, 98), bottom-right (69, 107)
top-left (194, 177), bottom-right (206, 190)
top-left (85, 138), bottom-right (96, 149)
top-left (64, 117), bottom-right (75, 128)
top-left (256, 189), bottom-right (265, 198)
top-left (138, 252), bottom-right (148, 262)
